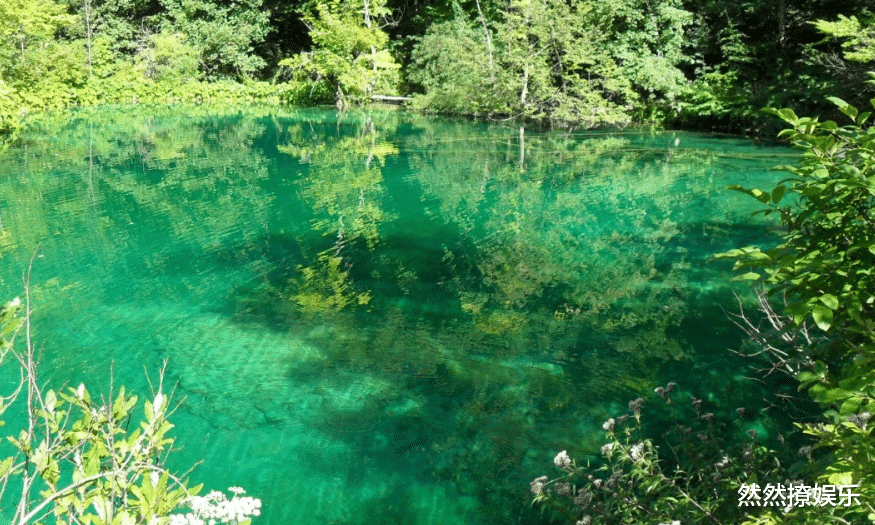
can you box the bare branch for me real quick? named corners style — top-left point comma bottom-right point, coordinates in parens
top-left (723, 288), bottom-right (821, 377)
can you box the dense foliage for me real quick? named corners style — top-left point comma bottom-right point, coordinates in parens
top-left (713, 87), bottom-right (875, 523)
top-left (0, 0), bottom-right (874, 134)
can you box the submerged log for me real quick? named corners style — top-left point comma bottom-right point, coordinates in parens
top-left (370, 95), bottom-right (413, 104)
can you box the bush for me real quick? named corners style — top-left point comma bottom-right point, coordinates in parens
top-left (0, 291), bottom-right (262, 525)
top-left (529, 384), bottom-right (813, 525)
top-left (711, 79), bottom-right (875, 524)
top-left (137, 31), bottom-right (201, 84)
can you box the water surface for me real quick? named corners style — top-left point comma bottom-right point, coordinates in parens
top-left (0, 106), bottom-right (794, 524)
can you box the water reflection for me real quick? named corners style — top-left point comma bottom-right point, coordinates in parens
top-left (0, 106), bottom-right (791, 524)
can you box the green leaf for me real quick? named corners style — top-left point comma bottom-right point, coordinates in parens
top-left (796, 371), bottom-right (819, 383)
top-left (827, 96), bottom-right (858, 119)
top-left (826, 470), bottom-right (854, 487)
top-left (0, 457), bottom-right (13, 477)
top-left (727, 185), bottom-right (773, 204)
top-left (45, 390), bottom-right (57, 413)
top-left (775, 108), bottom-right (799, 125)
top-left (819, 388), bottom-right (852, 403)
top-left (839, 397), bottom-right (863, 415)
top-left (771, 185), bottom-right (786, 204)
top-left (732, 272), bottom-right (762, 281)
top-left (111, 511), bottom-right (136, 525)
top-left (819, 294), bottom-right (839, 310)
top-left (811, 305), bottom-right (833, 331)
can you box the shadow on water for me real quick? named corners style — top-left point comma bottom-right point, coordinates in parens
top-left (0, 107), bottom-right (801, 525)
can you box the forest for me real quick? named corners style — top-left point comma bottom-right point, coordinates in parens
top-left (1, 0), bottom-right (875, 137)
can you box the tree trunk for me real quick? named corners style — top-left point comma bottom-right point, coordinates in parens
top-left (84, 0), bottom-right (94, 79)
top-left (363, 0), bottom-right (378, 95)
top-left (777, 0), bottom-right (785, 53)
top-left (520, 63), bottom-right (529, 108)
top-left (475, 0), bottom-right (495, 80)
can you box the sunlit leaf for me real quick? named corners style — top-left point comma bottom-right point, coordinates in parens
top-left (811, 304), bottom-right (833, 331)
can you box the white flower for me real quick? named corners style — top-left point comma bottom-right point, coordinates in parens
top-left (180, 488), bottom-right (261, 524)
top-left (169, 515), bottom-right (205, 525)
top-left (530, 476), bottom-right (549, 495)
top-left (77, 383), bottom-right (86, 399)
top-left (9, 297), bottom-right (20, 307)
top-left (602, 418), bottom-right (615, 432)
top-left (630, 442), bottom-right (645, 462)
top-left (151, 471), bottom-right (160, 488)
top-left (600, 443), bottom-right (614, 456)
top-left (553, 450), bottom-right (572, 469)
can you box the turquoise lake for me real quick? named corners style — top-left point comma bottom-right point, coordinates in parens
top-left (0, 106), bottom-right (796, 524)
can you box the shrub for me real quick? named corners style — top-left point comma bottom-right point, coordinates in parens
top-left (529, 384), bottom-right (814, 525)
top-left (711, 78), bottom-right (875, 524)
top-left (0, 291), bottom-right (262, 525)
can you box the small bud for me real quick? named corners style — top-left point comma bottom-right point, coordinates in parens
top-left (153, 393), bottom-right (165, 413)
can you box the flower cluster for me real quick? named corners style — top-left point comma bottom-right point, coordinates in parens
top-left (170, 487), bottom-right (261, 525)
top-left (629, 442), bottom-right (645, 462)
top-left (530, 475), bottom-right (549, 495)
top-left (846, 411), bottom-right (872, 430)
top-left (554, 450), bottom-right (572, 469)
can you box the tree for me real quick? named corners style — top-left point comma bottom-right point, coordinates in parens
top-left (278, 0), bottom-right (400, 106)
top-left (136, 29), bottom-right (200, 82)
top-left (159, 0), bottom-right (270, 79)
top-left (408, 0), bottom-right (692, 126)
top-left (0, 0), bottom-right (75, 58)
top-left (0, 0), bottom-right (85, 112)
top-left (406, 4), bottom-right (502, 116)
top-left (813, 14), bottom-right (875, 64)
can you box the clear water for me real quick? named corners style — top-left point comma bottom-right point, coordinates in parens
top-left (0, 106), bottom-right (796, 524)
